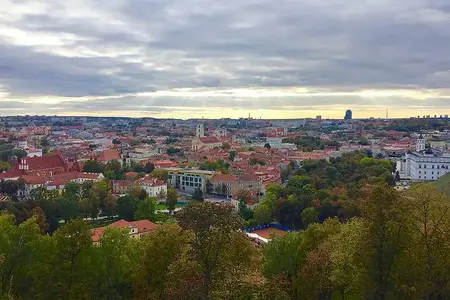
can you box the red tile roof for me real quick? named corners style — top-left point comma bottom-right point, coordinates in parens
top-left (136, 177), bottom-right (166, 186)
top-left (0, 169), bottom-right (25, 179)
top-left (199, 137), bottom-right (221, 144)
top-left (20, 175), bottom-right (46, 185)
top-left (249, 227), bottom-right (288, 239)
top-left (91, 219), bottom-right (158, 242)
top-left (111, 180), bottom-right (133, 187)
top-left (22, 154), bottom-right (67, 171)
top-left (153, 160), bottom-right (178, 168)
top-left (97, 149), bottom-right (121, 162)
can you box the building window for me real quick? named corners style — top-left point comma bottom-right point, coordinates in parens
top-left (419, 171), bottom-right (421, 174)
top-left (419, 164), bottom-right (421, 168)
top-left (432, 165), bottom-right (435, 169)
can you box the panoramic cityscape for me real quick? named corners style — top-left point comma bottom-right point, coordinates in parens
top-left (2, 0), bottom-right (450, 299)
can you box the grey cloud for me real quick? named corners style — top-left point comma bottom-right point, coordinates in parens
top-left (1, 0), bottom-right (450, 114)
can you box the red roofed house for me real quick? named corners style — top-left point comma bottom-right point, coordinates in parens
top-left (135, 176), bottom-right (167, 197)
top-left (20, 172), bottom-right (104, 196)
top-left (153, 160), bottom-right (178, 169)
top-left (191, 136), bottom-right (222, 150)
top-left (111, 180), bottom-right (133, 195)
top-left (91, 219), bottom-right (158, 244)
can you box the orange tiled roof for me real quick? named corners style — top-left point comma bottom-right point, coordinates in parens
top-left (91, 219), bottom-right (158, 242)
top-left (22, 154), bottom-right (67, 171)
top-left (97, 149), bottom-right (121, 162)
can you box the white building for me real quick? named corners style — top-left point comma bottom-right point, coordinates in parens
top-left (416, 134), bottom-right (426, 151)
top-left (135, 177), bottom-right (168, 197)
top-left (164, 168), bottom-right (215, 193)
top-left (397, 138), bottom-right (450, 181)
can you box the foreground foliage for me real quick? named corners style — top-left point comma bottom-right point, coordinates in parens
top-left (1, 184), bottom-right (450, 299)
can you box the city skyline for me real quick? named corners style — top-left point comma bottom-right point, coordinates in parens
top-left (1, 0), bottom-right (450, 118)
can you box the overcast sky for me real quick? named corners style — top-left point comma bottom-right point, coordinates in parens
top-left (1, 0), bottom-right (450, 119)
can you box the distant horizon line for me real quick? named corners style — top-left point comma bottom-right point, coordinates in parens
top-left (1, 114), bottom-right (447, 121)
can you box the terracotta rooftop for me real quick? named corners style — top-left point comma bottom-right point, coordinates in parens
top-left (20, 175), bottom-right (46, 185)
top-left (212, 174), bottom-right (238, 182)
top-left (0, 169), bottom-right (25, 179)
top-left (97, 149), bottom-right (121, 162)
top-left (199, 136), bottom-right (221, 144)
top-left (91, 219), bottom-right (158, 243)
top-left (21, 154), bottom-right (67, 171)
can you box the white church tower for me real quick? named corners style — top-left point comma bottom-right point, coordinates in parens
top-left (196, 124), bottom-right (205, 138)
top-left (416, 134), bottom-right (426, 152)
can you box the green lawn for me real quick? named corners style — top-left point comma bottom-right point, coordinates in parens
top-left (155, 203), bottom-right (185, 210)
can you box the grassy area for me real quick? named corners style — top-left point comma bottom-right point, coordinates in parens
top-left (155, 203), bottom-right (185, 210)
top-left (88, 218), bottom-right (118, 229)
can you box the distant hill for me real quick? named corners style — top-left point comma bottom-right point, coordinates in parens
top-left (434, 173), bottom-right (450, 197)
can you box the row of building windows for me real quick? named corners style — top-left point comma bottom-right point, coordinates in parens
top-left (418, 171), bottom-right (440, 175)
top-left (182, 177), bottom-right (201, 182)
top-left (418, 164), bottom-right (449, 169)
top-left (419, 176), bottom-right (436, 180)
top-left (182, 182), bottom-right (201, 188)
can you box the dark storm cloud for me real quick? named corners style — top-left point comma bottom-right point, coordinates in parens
top-left (1, 0), bottom-right (450, 114)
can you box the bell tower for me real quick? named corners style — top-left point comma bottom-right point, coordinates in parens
top-left (416, 134), bottom-right (425, 152)
top-left (196, 124), bottom-right (205, 138)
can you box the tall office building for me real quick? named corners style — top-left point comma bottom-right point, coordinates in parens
top-left (344, 109), bottom-right (352, 120)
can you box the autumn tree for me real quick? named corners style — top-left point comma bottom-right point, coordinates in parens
top-left (132, 223), bottom-right (191, 299)
top-left (360, 183), bottom-right (409, 300)
top-left (176, 202), bottom-right (246, 299)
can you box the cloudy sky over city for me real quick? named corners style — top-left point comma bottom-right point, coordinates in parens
top-left (1, 0), bottom-right (450, 119)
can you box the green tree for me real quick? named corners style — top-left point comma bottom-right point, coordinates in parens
top-left (134, 197), bottom-right (156, 221)
top-left (254, 203), bottom-right (272, 225)
top-left (11, 149), bottom-right (27, 159)
top-left (0, 161), bottom-right (11, 172)
top-left (132, 223), bottom-right (190, 299)
top-left (301, 207), bottom-right (319, 228)
top-left (192, 187), bottom-right (204, 202)
top-left (117, 195), bottom-right (138, 221)
top-left (55, 196), bottom-right (80, 223)
top-left (52, 219), bottom-right (93, 299)
top-left (264, 143), bottom-right (271, 149)
top-left (91, 227), bottom-right (133, 299)
top-left (176, 202), bottom-right (248, 299)
top-left (103, 193), bottom-right (117, 219)
top-left (403, 184), bottom-right (450, 298)
top-left (238, 199), bottom-right (253, 221)
top-left (144, 162), bottom-right (155, 174)
top-left (229, 150), bottom-right (236, 161)
top-left (166, 188), bottom-right (178, 214)
top-left (360, 183), bottom-right (408, 300)
top-left (64, 182), bottom-right (80, 200)
top-left (150, 170), bottom-right (168, 181)
top-left (83, 160), bottom-right (105, 173)
top-left (0, 215), bottom-right (41, 297)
